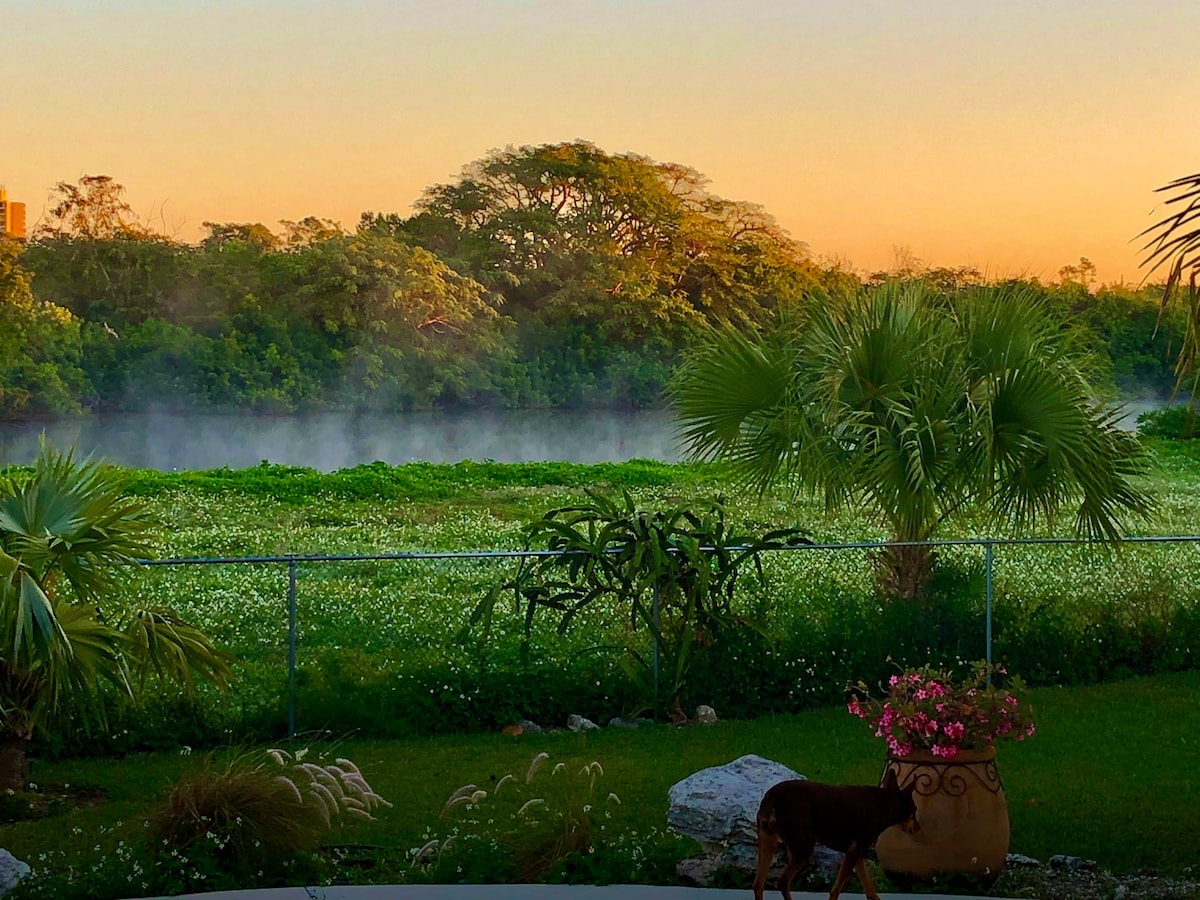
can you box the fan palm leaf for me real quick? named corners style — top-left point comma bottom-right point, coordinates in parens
top-left (0, 440), bottom-right (231, 788)
top-left (671, 281), bottom-right (1151, 599)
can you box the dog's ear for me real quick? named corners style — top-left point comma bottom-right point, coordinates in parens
top-left (881, 769), bottom-right (899, 791)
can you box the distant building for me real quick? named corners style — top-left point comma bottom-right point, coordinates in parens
top-left (0, 187), bottom-right (27, 240)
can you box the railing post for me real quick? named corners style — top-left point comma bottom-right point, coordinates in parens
top-left (287, 557), bottom-right (297, 740)
top-left (651, 582), bottom-right (660, 703)
top-left (985, 541), bottom-right (994, 685)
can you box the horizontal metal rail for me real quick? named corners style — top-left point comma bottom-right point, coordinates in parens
top-left (136, 533), bottom-right (1200, 566)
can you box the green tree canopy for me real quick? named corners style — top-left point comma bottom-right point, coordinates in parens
top-left (671, 281), bottom-right (1152, 600)
top-left (363, 141), bottom-right (823, 339)
top-left (0, 238), bottom-right (83, 417)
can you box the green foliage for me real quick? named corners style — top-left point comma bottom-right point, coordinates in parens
top-left (0, 457), bottom-right (1196, 757)
top-left (672, 281), bottom-right (1154, 600)
top-left (465, 491), bottom-right (808, 716)
top-left (0, 442), bottom-right (232, 787)
top-left (118, 459), bottom-right (725, 504)
top-left (0, 238), bottom-right (84, 418)
top-left (430, 751), bottom-right (615, 883)
top-left (5, 162), bottom-right (1195, 417)
top-left (6, 674), bottom-right (1200, 895)
top-left (151, 748), bottom-right (389, 880)
top-left (1137, 404), bottom-right (1200, 439)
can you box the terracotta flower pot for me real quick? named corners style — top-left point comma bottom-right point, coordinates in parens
top-left (874, 746), bottom-right (1009, 883)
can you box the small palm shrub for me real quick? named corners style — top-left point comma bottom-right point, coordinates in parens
top-left (151, 748), bottom-right (390, 877)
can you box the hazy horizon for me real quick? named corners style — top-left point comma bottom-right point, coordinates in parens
top-left (6, 1), bottom-right (1200, 284)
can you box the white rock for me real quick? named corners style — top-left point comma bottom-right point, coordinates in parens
top-left (0, 849), bottom-right (30, 896)
top-left (667, 753), bottom-right (803, 852)
top-left (695, 704), bottom-right (718, 724)
top-left (566, 714), bottom-right (599, 732)
top-left (667, 754), bottom-right (842, 885)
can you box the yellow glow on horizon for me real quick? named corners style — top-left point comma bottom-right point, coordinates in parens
top-left (6, 1), bottom-right (1199, 284)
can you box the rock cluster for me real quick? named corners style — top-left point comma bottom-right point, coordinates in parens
top-left (500, 706), bottom-right (717, 735)
top-left (665, 753), bottom-right (842, 885)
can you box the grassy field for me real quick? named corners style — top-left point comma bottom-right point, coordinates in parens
top-left (2, 444), bottom-right (1199, 895)
top-left (45, 439), bottom-right (1193, 748)
top-left (3, 671), bottom-right (1198, 894)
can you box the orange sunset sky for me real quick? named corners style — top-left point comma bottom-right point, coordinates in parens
top-left (6, 0), bottom-right (1199, 285)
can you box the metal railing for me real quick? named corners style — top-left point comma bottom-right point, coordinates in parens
top-left (135, 534), bottom-right (1200, 738)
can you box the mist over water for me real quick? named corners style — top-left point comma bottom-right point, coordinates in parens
top-left (0, 399), bottom-right (1162, 472)
top-left (0, 409), bottom-right (685, 471)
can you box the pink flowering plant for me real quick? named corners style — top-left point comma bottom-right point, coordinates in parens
top-left (847, 660), bottom-right (1035, 760)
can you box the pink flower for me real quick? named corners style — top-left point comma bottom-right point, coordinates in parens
top-left (943, 721), bottom-right (965, 741)
top-left (847, 699), bottom-right (863, 718)
top-left (886, 736), bottom-right (913, 757)
top-left (931, 743), bottom-right (958, 759)
top-left (889, 675), bottom-right (900, 687)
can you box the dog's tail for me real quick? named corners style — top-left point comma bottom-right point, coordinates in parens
top-left (756, 789), bottom-right (779, 836)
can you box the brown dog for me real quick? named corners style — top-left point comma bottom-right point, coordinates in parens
top-left (752, 770), bottom-right (919, 900)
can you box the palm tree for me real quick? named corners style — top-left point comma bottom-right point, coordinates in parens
top-left (0, 442), bottom-right (232, 790)
top-left (671, 281), bottom-right (1152, 600)
top-left (1138, 172), bottom-right (1200, 400)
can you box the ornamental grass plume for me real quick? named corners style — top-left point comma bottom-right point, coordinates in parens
top-left (432, 751), bottom-right (622, 883)
top-left (847, 660), bottom-right (1035, 760)
top-left (152, 748), bottom-right (392, 874)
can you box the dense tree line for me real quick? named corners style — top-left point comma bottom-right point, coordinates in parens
top-left (0, 145), bottom-right (1186, 419)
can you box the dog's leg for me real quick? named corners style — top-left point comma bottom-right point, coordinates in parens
top-left (854, 856), bottom-right (882, 900)
top-left (752, 827), bottom-right (778, 900)
top-left (826, 844), bottom-right (859, 900)
top-left (778, 839), bottom-right (813, 900)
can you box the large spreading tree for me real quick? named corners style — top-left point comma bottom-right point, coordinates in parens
top-left (671, 281), bottom-right (1153, 600)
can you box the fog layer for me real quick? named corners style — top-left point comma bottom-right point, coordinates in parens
top-left (0, 409), bottom-right (684, 471)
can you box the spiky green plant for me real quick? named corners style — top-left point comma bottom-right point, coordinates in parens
top-left (0, 440), bottom-right (233, 789)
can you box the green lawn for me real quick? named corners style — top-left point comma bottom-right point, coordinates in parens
top-left (5, 670), bottom-right (1198, 891)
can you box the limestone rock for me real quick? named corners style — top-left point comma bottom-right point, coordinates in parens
top-left (517, 719), bottom-right (543, 734)
top-left (566, 714), bottom-right (600, 732)
top-left (0, 850), bottom-right (30, 897)
top-left (1050, 854), bottom-right (1098, 873)
top-left (668, 753), bottom-right (803, 852)
top-left (695, 704), bottom-right (718, 724)
top-left (667, 754), bottom-right (843, 886)
top-left (1007, 853), bottom-right (1042, 868)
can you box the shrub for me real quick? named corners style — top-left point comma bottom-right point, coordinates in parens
top-left (1137, 405), bottom-right (1200, 439)
top-left (424, 751), bottom-right (621, 883)
top-left (150, 748), bottom-right (390, 879)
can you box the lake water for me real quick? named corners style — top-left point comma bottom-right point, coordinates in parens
top-left (0, 399), bottom-right (1163, 472)
top-left (0, 409), bottom-right (686, 471)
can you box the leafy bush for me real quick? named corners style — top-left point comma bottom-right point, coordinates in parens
top-left (1138, 405), bottom-right (1200, 439)
top-left (464, 490), bottom-right (807, 718)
